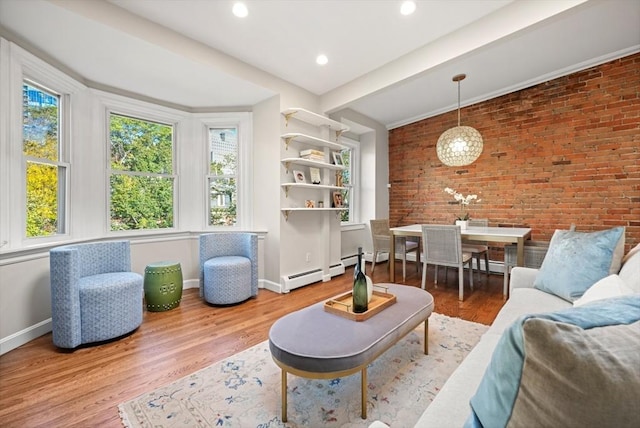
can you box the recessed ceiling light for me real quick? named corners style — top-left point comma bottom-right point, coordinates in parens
top-left (316, 54), bottom-right (328, 66)
top-left (232, 2), bottom-right (248, 18)
top-left (400, 1), bottom-right (416, 16)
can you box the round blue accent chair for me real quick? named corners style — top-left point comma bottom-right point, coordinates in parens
top-left (199, 232), bottom-right (258, 305)
top-left (49, 240), bottom-right (143, 349)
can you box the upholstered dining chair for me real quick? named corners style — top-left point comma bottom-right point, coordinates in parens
top-left (461, 218), bottom-right (490, 277)
top-left (370, 219), bottom-right (420, 282)
top-left (199, 232), bottom-right (258, 305)
top-left (49, 240), bottom-right (143, 349)
top-left (421, 224), bottom-right (474, 301)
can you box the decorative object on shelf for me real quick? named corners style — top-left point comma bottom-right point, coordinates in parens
top-left (332, 151), bottom-right (344, 166)
top-left (305, 199), bottom-right (315, 208)
top-left (436, 74), bottom-right (483, 167)
top-left (318, 201), bottom-right (324, 208)
top-left (332, 190), bottom-right (343, 208)
top-left (335, 171), bottom-right (344, 187)
top-left (300, 148), bottom-right (324, 162)
top-left (352, 247), bottom-right (368, 313)
top-left (293, 170), bottom-right (306, 183)
top-left (444, 187), bottom-right (481, 221)
top-left (309, 167), bottom-right (321, 184)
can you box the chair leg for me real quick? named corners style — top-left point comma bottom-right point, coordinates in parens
top-left (402, 254), bottom-right (407, 282)
top-left (434, 265), bottom-right (439, 286)
top-left (371, 251), bottom-right (377, 274)
top-left (458, 265), bottom-right (464, 301)
top-left (421, 261), bottom-right (428, 289)
top-left (469, 261), bottom-right (474, 291)
top-left (484, 253), bottom-right (490, 275)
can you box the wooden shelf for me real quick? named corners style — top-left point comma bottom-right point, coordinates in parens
top-left (281, 132), bottom-right (344, 151)
top-left (281, 207), bottom-right (347, 221)
top-left (281, 183), bottom-right (344, 197)
top-left (281, 157), bottom-right (344, 172)
top-left (282, 108), bottom-right (350, 133)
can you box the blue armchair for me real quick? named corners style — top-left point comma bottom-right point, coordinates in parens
top-left (49, 240), bottom-right (143, 349)
top-left (199, 233), bottom-right (258, 305)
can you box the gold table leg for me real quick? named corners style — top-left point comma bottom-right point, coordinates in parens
top-left (361, 367), bottom-right (367, 419)
top-left (424, 318), bottom-right (429, 354)
top-left (281, 369), bottom-right (288, 422)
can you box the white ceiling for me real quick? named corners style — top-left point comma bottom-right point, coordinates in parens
top-left (1, 0), bottom-right (638, 129)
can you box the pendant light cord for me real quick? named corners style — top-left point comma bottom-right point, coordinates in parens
top-left (457, 79), bottom-right (461, 127)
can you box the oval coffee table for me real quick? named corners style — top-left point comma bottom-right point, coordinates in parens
top-left (269, 283), bottom-right (434, 422)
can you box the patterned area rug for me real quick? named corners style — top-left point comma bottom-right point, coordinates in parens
top-left (119, 313), bottom-right (487, 427)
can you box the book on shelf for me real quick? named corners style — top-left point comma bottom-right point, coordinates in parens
top-left (300, 154), bottom-right (325, 162)
top-left (300, 149), bottom-right (324, 157)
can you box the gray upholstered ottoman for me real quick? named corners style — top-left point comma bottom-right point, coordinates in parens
top-left (269, 283), bottom-right (434, 422)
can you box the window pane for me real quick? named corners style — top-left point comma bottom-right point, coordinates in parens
top-left (25, 161), bottom-right (58, 237)
top-left (23, 82), bottom-right (64, 237)
top-left (110, 175), bottom-right (174, 230)
top-left (23, 83), bottom-right (59, 161)
top-left (110, 114), bottom-right (173, 174)
top-left (208, 127), bottom-right (238, 226)
top-left (209, 177), bottom-right (237, 226)
top-left (209, 128), bottom-right (237, 175)
top-left (339, 148), bottom-right (352, 222)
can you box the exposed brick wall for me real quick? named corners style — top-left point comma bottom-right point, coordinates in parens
top-left (389, 53), bottom-right (640, 253)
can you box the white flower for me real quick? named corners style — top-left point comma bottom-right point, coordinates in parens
top-left (444, 187), bottom-right (481, 220)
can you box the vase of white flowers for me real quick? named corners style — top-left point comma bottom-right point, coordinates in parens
top-left (444, 187), bottom-right (481, 225)
top-left (455, 219), bottom-right (469, 230)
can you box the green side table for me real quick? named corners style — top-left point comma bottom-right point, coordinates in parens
top-left (144, 261), bottom-right (183, 312)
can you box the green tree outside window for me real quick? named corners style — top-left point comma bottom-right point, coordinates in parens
top-left (109, 114), bottom-right (174, 230)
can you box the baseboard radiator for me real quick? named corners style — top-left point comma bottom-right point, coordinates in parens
top-left (281, 263), bottom-right (345, 292)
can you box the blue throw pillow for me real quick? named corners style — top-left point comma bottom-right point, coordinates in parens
top-left (533, 226), bottom-right (625, 302)
top-left (464, 295), bottom-right (640, 428)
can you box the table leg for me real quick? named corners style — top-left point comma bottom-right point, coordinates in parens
top-left (424, 318), bottom-right (429, 355)
top-left (281, 369), bottom-right (288, 422)
top-left (361, 367), bottom-right (367, 419)
top-left (516, 237), bottom-right (525, 267)
top-left (390, 234), bottom-right (396, 282)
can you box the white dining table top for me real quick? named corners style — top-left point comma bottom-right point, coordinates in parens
top-left (390, 224), bottom-right (532, 240)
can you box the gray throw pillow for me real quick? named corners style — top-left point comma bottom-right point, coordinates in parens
top-left (508, 318), bottom-right (640, 428)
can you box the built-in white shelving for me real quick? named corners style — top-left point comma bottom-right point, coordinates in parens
top-left (280, 108), bottom-right (348, 220)
top-left (282, 108), bottom-right (350, 134)
top-left (281, 157), bottom-right (344, 172)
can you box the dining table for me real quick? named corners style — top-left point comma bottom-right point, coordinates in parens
top-left (389, 224), bottom-right (532, 295)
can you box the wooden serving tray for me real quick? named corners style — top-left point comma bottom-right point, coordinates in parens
top-left (324, 288), bottom-right (397, 321)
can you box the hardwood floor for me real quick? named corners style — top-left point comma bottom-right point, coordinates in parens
top-left (0, 262), bottom-right (507, 427)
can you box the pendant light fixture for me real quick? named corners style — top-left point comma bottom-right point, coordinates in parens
top-left (436, 74), bottom-right (483, 167)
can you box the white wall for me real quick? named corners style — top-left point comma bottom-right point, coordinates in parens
top-left (0, 37), bottom-right (389, 354)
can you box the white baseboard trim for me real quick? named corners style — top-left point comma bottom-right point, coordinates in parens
top-left (0, 318), bottom-right (51, 356)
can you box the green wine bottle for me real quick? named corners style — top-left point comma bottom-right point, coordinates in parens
top-left (353, 247), bottom-right (368, 313)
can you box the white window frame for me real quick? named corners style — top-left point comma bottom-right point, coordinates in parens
top-left (99, 93), bottom-right (187, 235)
top-left (23, 79), bottom-right (69, 238)
top-left (0, 39), bottom-right (84, 251)
top-left (197, 113), bottom-right (252, 230)
top-left (340, 136), bottom-right (360, 225)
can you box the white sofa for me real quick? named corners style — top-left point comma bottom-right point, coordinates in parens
top-left (412, 242), bottom-right (640, 428)
top-left (367, 239), bottom-right (640, 428)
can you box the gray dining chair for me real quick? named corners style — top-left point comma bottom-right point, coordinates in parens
top-left (421, 224), bottom-right (474, 301)
top-left (461, 218), bottom-right (490, 277)
top-left (370, 219), bottom-right (419, 282)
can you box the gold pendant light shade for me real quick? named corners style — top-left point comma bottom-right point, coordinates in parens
top-left (436, 74), bottom-right (483, 167)
top-left (436, 125), bottom-right (483, 166)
